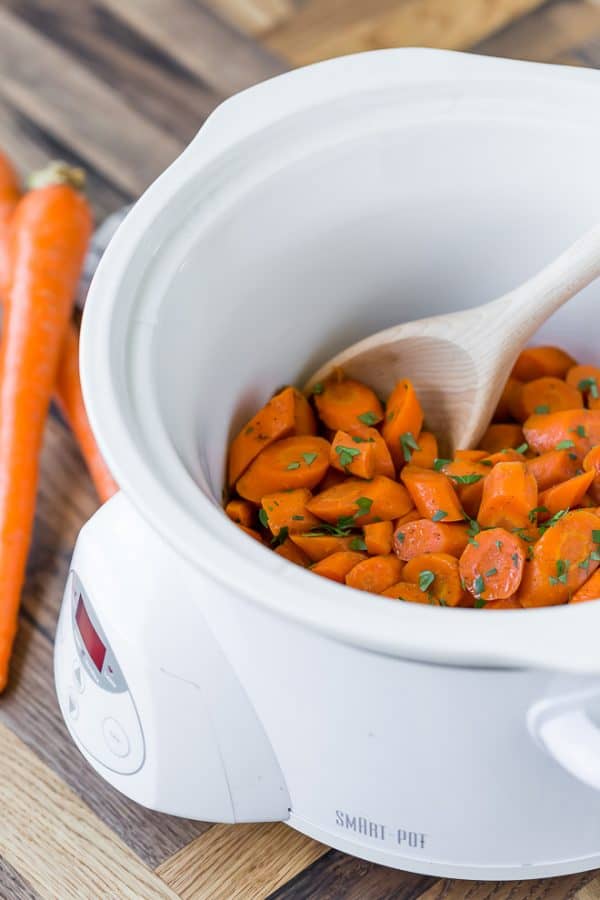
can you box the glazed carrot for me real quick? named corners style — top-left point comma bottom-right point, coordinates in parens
top-left (459, 528), bottom-right (525, 602)
top-left (0, 151), bottom-right (20, 299)
top-left (400, 466), bottom-right (464, 522)
top-left (260, 488), bottom-right (320, 536)
top-left (289, 533), bottom-right (359, 562)
top-left (583, 446), bottom-right (600, 503)
top-left (274, 538), bottom-right (311, 567)
top-left (382, 378), bottom-right (423, 469)
top-left (410, 431), bottom-right (438, 469)
top-left (402, 552), bottom-right (463, 606)
top-left (394, 519), bottom-right (469, 561)
top-left (477, 461), bottom-right (537, 531)
top-left (313, 374), bottom-right (383, 433)
top-left (460, 478), bottom-right (485, 520)
top-left (493, 377), bottom-right (522, 422)
top-left (312, 550), bottom-right (367, 583)
top-left (525, 449), bottom-right (580, 491)
top-left (509, 376), bottom-right (582, 423)
top-left (293, 388), bottom-right (317, 435)
top-left (351, 425), bottom-right (395, 478)
top-left (565, 364), bottom-right (600, 410)
top-left (538, 470), bottom-right (595, 520)
top-left (478, 423), bottom-right (524, 454)
top-left (237, 524), bottom-right (263, 543)
top-left (318, 467), bottom-right (347, 491)
top-left (225, 498), bottom-right (255, 528)
top-left (511, 346), bottom-right (576, 382)
top-left (307, 475), bottom-right (413, 525)
top-left (381, 582), bottom-right (428, 603)
top-left (54, 322), bottom-right (118, 503)
top-left (523, 409), bottom-right (600, 460)
top-left (0, 164), bottom-right (92, 690)
top-left (363, 521), bottom-right (394, 555)
top-left (330, 429), bottom-right (375, 479)
top-left (481, 449), bottom-right (525, 465)
top-left (484, 596), bottom-right (522, 610)
top-left (236, 436), bottom-right (330, 502)
top-left (518, 510), bottom-right (600, 607)
top-left (394, 509), bottom-right (422, 528)
top-left (228, 387), bottom-right (296, 486)
top-left (454, 449), bottom-right (490, 463)
top-left (345, 554), bottom-right (403, 594)
top-left (570, 569), bottom-right (600, 604)
top-left (439, 459), bottom-right (490, 484)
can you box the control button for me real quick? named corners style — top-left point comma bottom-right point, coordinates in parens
top-left (102, 718), bottom-right (130, 758)
top-left (73, 663), bottom-right (84, 693)
top-left (67, 693), bottom-right (79, 720)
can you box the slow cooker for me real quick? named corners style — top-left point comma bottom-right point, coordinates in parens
top-left (54, 49), bottom-right (600, 880)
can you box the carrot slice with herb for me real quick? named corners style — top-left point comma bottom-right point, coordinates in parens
top-left (228, 386), bottom-right (296, 486)
top-left (274, 538), bottom-right (311, 566)
top-left (525, 449), bottom-right (580, 491)
top-left (410, 431), bottom-right (438, 469)
top-left (350, 424), bottom-right (395, 478)
top-left (570, 569), bottom-right (600, 604)
top-left (260, 488), bottom-right (321, 536)
top-left (363, 521), bottom-right (394, 555)
top-left (523, 409), bottom-right (600, 461)
top-left (538, 470), bottom-right (595, 520)
top-left (293, 388), bottom-right (317, 435)
top-left (512, 346), bottom-right (577, 382)
top-left (454, 449), bottom-right (489, 463)
top-left (345, 554), bottom-right (404, 594)
top-left (509, 376), bottom-right (583, 423)
top-left (382, 378), bottom-right (424, 469)
top-left (307, 475), bottom-right (413, 525)
top-left (481, 449), bottom-right (525, 465)
top-left (0, 151), bottom-right (20, 299)
top-left (484, 596), bottom-right (522, 610)
top-left (312, 550), bottom-right (367, 583)
top-left (381, 582), bottom-right (428, 603)
top-left (225, 498), bottom-right (255, 528)
top-left (565, 364), bottom-right (600, 409)
top-left (459, 528), bottom-right (525, 602)
top-left (236, 436), bottom-right (330, 502)
top-left (400, 466), bottom-right (464, 522)
top-left (477, 461), bottom-right (537, 531)
top-left (394, 519), bottom-right (469, 561)
top-left (289, 533), bottom-right (359, 562)
top-left (330, 429), bottom-right (375, 479)
top-left (313, 374), bottom-right (383, 433)
top-left (493, 377), bottom-right (522, 422)
top-left (478, 423), bottom-right (524, 454)
top-left (402, 552), bottom-right (463, 606)
top-left (518, 510), bottom-right (600, 607)
top-left (0, 163), bottom-right (92, 690)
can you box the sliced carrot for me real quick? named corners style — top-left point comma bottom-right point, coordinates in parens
top-left (538, 470), bottom-right (595, 520)
top-left (293, 388), bottom-right (317, 435)
top-left (454, 449), bottom-right (490, 462)
top-left (478, 423), bottom-right (524, 454)
top-left (330, 429), bottom-right (375, 479)
top-left (363, 521), bottom-right (394, 555)
top-left (481, 449), bottom-right (525, 465)
top-left (523, 409), bottom-right (600, 461)
top-left (509, 376), bottom-right (582, 423)
top-left (440, 459), bottom-right (491, 485)
top-left (460, 478), bottom-right (485, 520)
top-left (459, 528), bottom-right (525, 601)
top-left (350, 424), bottom-right (395, 478)
top-left (311, 551), bottom-right (367, 583)
top-left (493, 377), bottom-right (522, 422)
top-left (313, 374), bottom-right (383, 433)
top-left (382, 379), bottom-right (424, 469)
top-left (237, 524), bottom-right (263, 543)
top-left (236, 436), bottom-right (330, 503)
top-left (565, 364), bottom-right (600, 410)
top-left (381, 582), bottom-right (429, 603)
top-left (394, 509), bottom-right (422, 528)
top-left (394, 519), bottom-right (469, 561)
top-left (402, 552), bottom-right (463, 606)
top-left (318, 467), bottom-right (347, 491)
top-left (307, 475), bottom-right (413, 525)
top-left (289, 533), bottom-right (359, 562)
top-left (225, 499), bottom-right (255, 528)
top-left (477, 461), bottom-right (537, 531)
top-left (345, 554), bottom-right (404, 594)
top-left (525, 450), bottom-right (580, 491)
top-left (228, 387), bottom-right (296, 486)
top-left (484, 596), bottom-right (522, 610)
top-left (400, 466), bottom-right (464, 522)
top-left (260, 488), bottom-right (321, 536)
top-left (583, 445), bottom-right (600, 504)
top-left (511, 346), bottom-right (577, 382)
top-left (410, 431), bottom-right (438, 469)
top-left (571, 569), bottom-right (600, 604)
top-left (518, 510), bottom-right (600, 607)
top-left (275, 538), bottom-right (311, 567)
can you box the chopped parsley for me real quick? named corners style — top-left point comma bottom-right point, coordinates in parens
top-left (467, 518), bottom-right (480, 538)
top-left (468, 537), bottom-right (479, 547)
top-left (291, 515), bottom-right (304, 521)
top-left (511, 552), bottom-right (520, 568)
top-left (578, 377), bottom-right (599, 399)
top-left (528, 506), bottom-right (549, 523)
top-left (485, 568), bottom-right (498, 577)
top-left (312, 382), bottom-right (324, 395)
top-left (349, 537), bottom-right (367, 551)
top-left (534, 405), bottom-right (550, 414)
top-left (419, 570), bottom-right (435, 592)
top-left (356, 497), bottom-right (373, 516)
top-left (495, 540), bottom-right (503, 550)
top-left (245, 425), bottom-right (254, 435)
top-left (569, 453), bottom-right (578, 460)
top-left (555, 439), bottom-right (575, 451)
top-left (513, 527), bottom-right (536, 542)
top-left (358, 411), bottom-right (379, 426)
top-left (593, 530), bottom-right (600, 544)
top-left (549, 559), bottom-right (569, 586)
top-left (432, 509), bottom-right (447, 522)
top-left (433, 458), bottom-right (452, 471)
top-left (302, 452), bottom-right (318, 465)
top-left (515, 443), bottom-right (529, 455)
top-left (574, 425), bottom-right (587, 438)
top-left (396, 531), bottom-right (405, 543)
top-left (592, 550), bottom-right (600, 562)
top-left (400, 431), bottom-right (420, 463)
top-left (473, 574), bottom-right (485, 596)
top-left (579, 557), bottom-right (591, 570)
top-left (448, 473), bottom-right (483, 485)
top-left (271, 526), bottom-right (288, 546)
top-left (539, 507), bottom-right (569, 534)
top-left (474, 597), bottom-right (487, 608)
top-left (352, 435), bottom-right (374, 444)
top-left (335, 445), bottom-right (360, 468)
top-left (258, 508), bottom-right (269, 528)
top-left (286, 461), bottom-right (300, 470)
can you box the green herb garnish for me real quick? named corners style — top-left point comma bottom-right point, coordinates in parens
top-left (271, 526), bottom-right (289, 546)
top-left (349, 537), bottom-right (367, 551)
top-left (511, 552), bottom-right (520, 568)
top-left (449, 473), bottom-right (483, 485)
top-left (291, 515), bottom-right (304, 521)
top-left (574, 425), bottom-right (587, 438)
top-left (593, 530), bottom-right (600, 544)
top-left (358, 411), bottom-right (379, 426)
top-left (539, 507), bottom-right (569, 534)
top-left (400, 431), bottom-right (420, 463)
top-left (578, 377), bottom-right (599, 399)
top-left (528, 506), bottom-right (549, 523)
top-left (258, 508), bottom-right (269, 528)
top-left (485, 568), bottom-right (498, 577)
top-left (286, 461), bottom-right (300, 470)
top-left (549, 559), bottom-right (569, 586)
top-left (555, 440), bottom-right (575, 451)
top-left (474, 597), bottom-right (487, 608)
top-left (534, 405), bottom-right (550, 414)
top-left (515, 443), bottom-right (528, 454)
top-left (352, 435), bottom-right (374, 444)
top-left (473, 574), bottom-right (485, 596)
top-left (495, 540), bottom-right (503, 550)
top-left (419, 570), bottom-right (435, 592)
top-left (396, 531), bottom-right (405, 543)
top-left (467, 518), bottom-right (480, 538)
top-left (335, 445), bottom-right (360, 468)
top-left (355, 497), bottom-right (373, 516)
top-left (432, 509), bottom-right (447, 522)
top-left (302, 452), bottom-right (318, 465)
top-left (312, 382), bottom-right (324, 395)
top-left (433, 458), bottom-right (452, 471)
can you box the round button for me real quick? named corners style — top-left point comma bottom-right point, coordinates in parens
top-left (67, 693), bottom-right (79, 720)
top-left (73, 662), bottom-right (84, 694)
top-left (102, 718), bottom-right (130, 758)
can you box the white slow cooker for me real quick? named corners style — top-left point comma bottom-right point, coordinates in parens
top-left (54, 49), bottom-right (600, 880)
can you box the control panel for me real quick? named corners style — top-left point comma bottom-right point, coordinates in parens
top-left (55, 571), bottom-right (145, 775)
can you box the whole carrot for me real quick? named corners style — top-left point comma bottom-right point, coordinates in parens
top-left (0, 151), bottom-right (21, 299)
top-left (0, 162), bottom-right (92, 690)
top-left (55, 322), bottom-right (118, 503)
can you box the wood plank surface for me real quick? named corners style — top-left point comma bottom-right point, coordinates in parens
top-left (2, 0), bottom-right (600, 898)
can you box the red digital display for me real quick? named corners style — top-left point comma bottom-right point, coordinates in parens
top-left (75, 595), bottom-right (106, 672)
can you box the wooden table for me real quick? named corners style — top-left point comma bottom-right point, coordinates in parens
top-left (2, 1), bottom-right (600, 897)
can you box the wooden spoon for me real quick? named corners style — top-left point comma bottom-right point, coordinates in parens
top-left (305, 225), bottom-right (600, 455)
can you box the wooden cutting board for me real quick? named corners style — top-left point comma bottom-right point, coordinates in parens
top-left (2, 1), bottom-right (600, 897)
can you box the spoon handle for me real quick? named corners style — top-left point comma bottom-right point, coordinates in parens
top-left (490, 223), bottom-right (600, 344)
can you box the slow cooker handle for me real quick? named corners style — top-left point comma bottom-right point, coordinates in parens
top-left (531, 690), bottom-right (600, 791)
